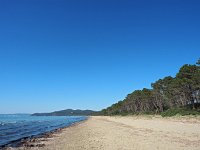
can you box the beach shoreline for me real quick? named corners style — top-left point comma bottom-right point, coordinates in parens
top-left (5, 116), bottom-right (200, 150)
top-left (2, 119), bottom-right (88, 150)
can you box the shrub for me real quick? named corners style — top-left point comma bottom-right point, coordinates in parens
top-left (161, 107), bottom-right (200, 117)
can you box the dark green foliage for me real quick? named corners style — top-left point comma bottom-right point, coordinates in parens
top-left (161, 108), bottom-right (200, 117)
top-left (196, 58), bottom-right (200, 65)
top-left (101, 59), bottom-right (200, 116)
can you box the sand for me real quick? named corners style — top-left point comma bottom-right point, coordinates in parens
top-left (10, 116), bottom-right (200, 150)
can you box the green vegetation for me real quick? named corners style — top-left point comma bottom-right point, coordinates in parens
top-left (161, 107), bottom-right (200, 117)
top-left (100, 59), bottom-right (200, 117)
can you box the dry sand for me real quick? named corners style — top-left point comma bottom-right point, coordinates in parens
top-left (11, 116), bottom-right (200, 150)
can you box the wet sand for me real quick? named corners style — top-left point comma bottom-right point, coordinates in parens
top-left (9, 116), bottom-right (200, 150)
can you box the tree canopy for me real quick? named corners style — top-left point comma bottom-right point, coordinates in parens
top-left (100, 59), bottom-right (200, 116)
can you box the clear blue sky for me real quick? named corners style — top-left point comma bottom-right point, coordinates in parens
top-left (0, 0), bottom-right (200, 114)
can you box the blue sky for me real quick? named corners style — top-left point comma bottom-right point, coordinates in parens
top-left (0, 0), bottom-right (200, 113)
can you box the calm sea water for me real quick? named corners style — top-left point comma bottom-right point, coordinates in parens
top-left (0, 114), bottom-right (87, 147)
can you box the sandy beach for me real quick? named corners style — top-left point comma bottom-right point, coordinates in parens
top-left (10, 116), bottom-right (200, 150)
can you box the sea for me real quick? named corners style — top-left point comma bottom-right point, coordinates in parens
top-left (0, 114), bottom-right (87, 147)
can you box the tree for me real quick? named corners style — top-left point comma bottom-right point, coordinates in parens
top-left (176, 64), bottom-right (200, 109)
top-left (151, 76), bottom-right (174, 110)
top-left (196, 58), bottom-right (200, 65)
top-left (101, 59), bottom-right (200, 115)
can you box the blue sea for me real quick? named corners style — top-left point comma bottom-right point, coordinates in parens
top-left (0, 114), bottom-right (87, 147)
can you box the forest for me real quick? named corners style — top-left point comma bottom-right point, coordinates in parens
top-left (100, 59), bottom-right (200, 116)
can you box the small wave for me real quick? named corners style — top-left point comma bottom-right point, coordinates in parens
top-left (0, 121), bottom-right (18, 125)
top-left (0, 122), bottom-right (5, 126)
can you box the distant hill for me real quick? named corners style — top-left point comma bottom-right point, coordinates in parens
top-left (32, 109), bottom-right (98, 116)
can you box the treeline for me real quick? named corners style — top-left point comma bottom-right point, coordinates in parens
top-left (101, 59), bottom-right (200, 116)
